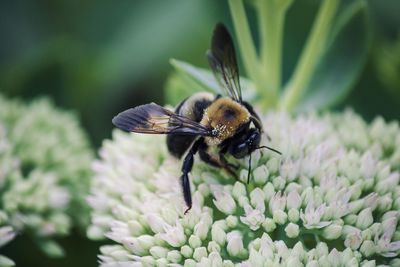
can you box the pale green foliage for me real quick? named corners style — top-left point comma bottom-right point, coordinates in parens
top-left (89, 111), bottom-right (400, 266)
top-left (0, 95), bottom-right (93, 259)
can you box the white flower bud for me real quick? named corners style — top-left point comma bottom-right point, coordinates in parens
top-left (286, 256), bottom-right (303, 267)
top-left (275, 240), bottom-right (289, 259)
top-left (285, 223), bottom-right (300, 238)
top-left (146, 213), bottom-right (167, 233)
top-left (238, 195), bottom-right (250, 208)
top-left (166, 250), bottom-right (181, 263)
top-left (253, 165), bottom-right (269, 185)
top-left (159, 222), bottom-right (186, 247)
top-left (211, 225), bottom-right (226, 245)
top-left (360, 260), bottom-right (376, 267)
top-left (381, 210), bottom-right (399, 222)
top-left (288, 208), bottom-right (300, 222)
top-left (378, 194), bottom-right (393, 211)
top-left (212, 186), bottom-right (236, 215)
top-left (322, 224), bottom-right (343, 240)
top-left (292, 242), bottom-right (305, 260)
top-left (193, 247), bottom-right (207, 262)
top-left (122, 237), bottom-right (147, 255)
top-left (316, 242), bottom-right (329, 257)
top-left (140, 255), bottom-right (155, 266)
top-left (362, 229), bottom-right (372, 240)
top-left (362, 193), bottom-right (379, 211)
top-left (280, 160), bottom-right (299, 182)
top-left (155, 258), bottom-right (168, 266)
top-left (287, 190), bottom-right (302, 210)
top-left (226, 231), bottom-right (245, 257)
top-left (273, 210), bottom-right (287, 225)
top-left (180, 245), bottom-right (193, 258)
top-left (356, 208), bottom-right (373, 230)
top-left (259, 234), bottom-right (274, 259)
top-left (344, 230), bottom-right (363, 250)
top-left (127, 220), bottom-right (145, 236)
top-left (209, 252), bottom-right (223, 267)
top-left (327, 249), bottom-right (341, 267)
top-left (390, 258), bottom-right (400, 267)
top-left (344, 214), bottom-right (358, 225)
top-left (377, 165), bottom-right (391, 180)
top-left (197, 184), bottom-right (210, 197)
top-left (269, 192), bottom-right (286, 213)
top-left (0, 255), bottom-right (15, 267)
top-left (207, 241), bottom-right (220, 253)
top-left (266, 157), bottom-right (279, 173)
top-left (248, 248), bottom-right (264, 266)
top-left (376, 172), bottom-right (399, 194)
top-left (250, 188), bottom-right (265, 211)
top-left (262, 218), bottom-right (276, 233)
top-left (360, 240), bottom-right (375, 257)
top-left (222, 260), bottom-right (234, 267)
top-left (306, 260), bottom-right (319, 267)
top-left (188, 235), bottom-right (201, 249)
top-left (273, 176), bottom-right (286, 190)
top-left (232, 182), bottom-right (246, 200)
top-left (149, 246), bottom-right (168, 259)
top-left (263, 182), bottom-right (275, 201)
top-left (0, 226), bottom-right (15, 247)
top-left (225, 215), bottom-right (238, 228)
top-left (194, 220), bottom-right (210, 241)
top-left (183, 259), bottom-right (196, 267)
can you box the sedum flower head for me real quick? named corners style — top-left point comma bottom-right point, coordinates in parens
top-left (89, 110), bottom-right (400, 266)
top-left (0, 95), bottom-right (93, 259)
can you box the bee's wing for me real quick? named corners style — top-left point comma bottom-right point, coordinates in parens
top-left (112, 103), bottom-right (214, 136)
top-left (207, 23), bottom-right (242, 103)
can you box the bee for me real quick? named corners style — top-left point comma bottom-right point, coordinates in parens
top-left (112, 23), bottom-right (281, 214)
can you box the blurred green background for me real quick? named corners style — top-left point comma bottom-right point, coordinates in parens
top-left (0, 0), bottom-right (399, 266)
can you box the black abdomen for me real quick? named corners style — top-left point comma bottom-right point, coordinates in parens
top-left (167, 92), bottom-right (214, 158)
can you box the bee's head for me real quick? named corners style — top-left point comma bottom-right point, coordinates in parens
top-left (201, 97), bottom-right (250, 142)
top-left (229, 128), bottom-right (261, 159)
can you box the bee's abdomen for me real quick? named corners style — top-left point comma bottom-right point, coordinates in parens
top-left (167, 92), bottom-right (214, 158)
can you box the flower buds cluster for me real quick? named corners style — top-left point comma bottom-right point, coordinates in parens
top-left (89, 111), bottom-right (400, 266)
top-left (0, 95), bottom-right (93, 261)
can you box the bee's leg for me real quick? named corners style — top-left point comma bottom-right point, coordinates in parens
top-left (198, 145), bottom-right (239, 180)
top-left (181, 138), bottom-right (203, 214)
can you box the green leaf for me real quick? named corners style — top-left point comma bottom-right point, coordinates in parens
top-left (164, 68), bottom-right (207, 106)
top-left (296, 0), bottom-right (370, 112)
top-left (167, 59), bottom-right (258, 105)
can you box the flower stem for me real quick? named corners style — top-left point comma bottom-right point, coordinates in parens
top-left (229, 0), bottom-right (275, 109)
top-left (228, 0), bottom-right (260, 87)
top-left (279, 0), bottom-right (339, 111)
top-left (258, 0), bottom-right (293, 98)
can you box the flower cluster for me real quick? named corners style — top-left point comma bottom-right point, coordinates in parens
top-left (0, 95), bottom-right (93, 262)
top-left (88, 110), bottom-right (399, 266)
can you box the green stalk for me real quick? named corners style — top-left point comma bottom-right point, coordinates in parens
top-left (228, 0), bottom-right (260, 85)
top-left (229, 0), bottom-right (276, 108)
top-left (258, 0), bottom-right (293, 99)
top-left (279, 0), bottom-right (339, 111)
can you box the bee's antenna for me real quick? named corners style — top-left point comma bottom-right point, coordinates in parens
top-left (247, 153), bottom-right (252, 184)
top-left (257, 146), bottom-right (282, 155)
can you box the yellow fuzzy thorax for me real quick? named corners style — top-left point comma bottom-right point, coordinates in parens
top-left (200, 97), bottom-right (250, 145)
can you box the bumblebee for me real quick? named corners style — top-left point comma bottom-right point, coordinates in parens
top-left (112, 23), bottom-right (280, 213)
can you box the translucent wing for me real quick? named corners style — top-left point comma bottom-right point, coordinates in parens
top-left (112, 103), bottom-right (214, 136)
top-left (207, 23), bottom-right (242, 102)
